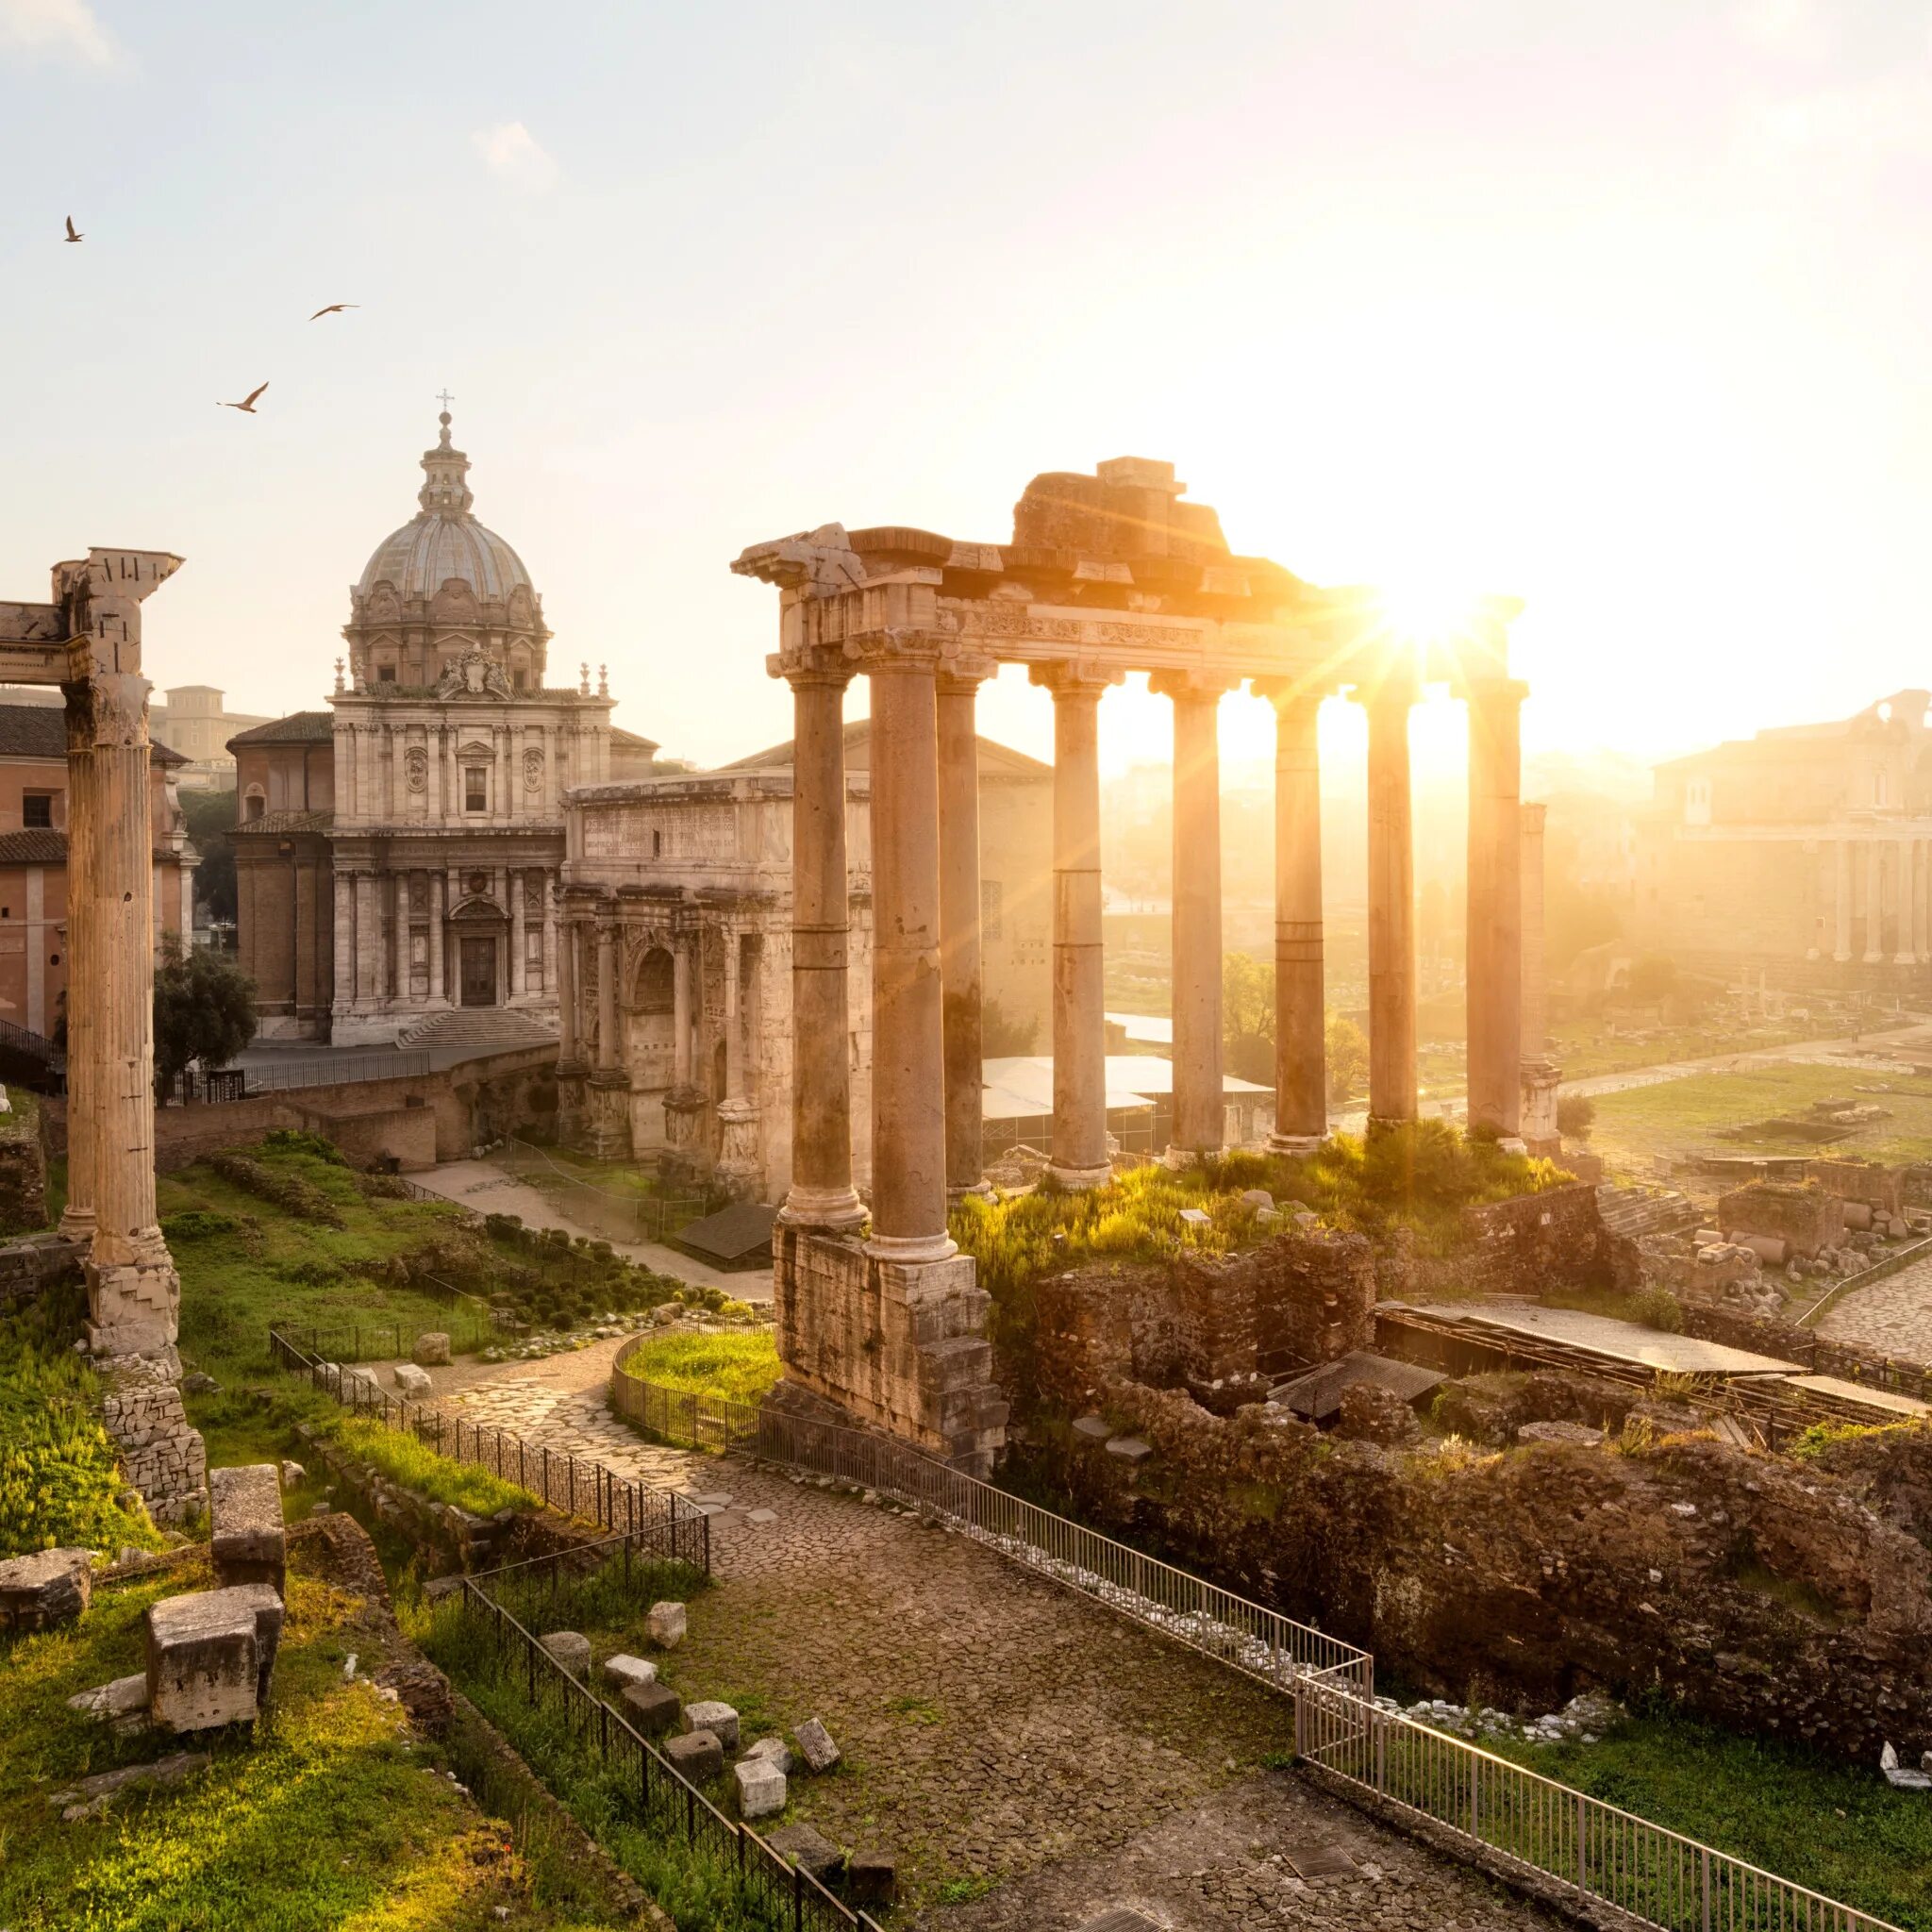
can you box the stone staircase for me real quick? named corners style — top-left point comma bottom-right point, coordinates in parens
top-left (395, 1008), bottom-right (558, 1053)
top-left (1595, 1181), bottom-right (1701, 1241)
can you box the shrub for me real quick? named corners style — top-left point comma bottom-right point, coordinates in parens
top-left (262, 1127), bottom-right (348, 1165)
top-left (1632, 1284), bottom-right (1685, 1332)
top-left (160, 1208), bottom-right (240, 1241)
top-left (1557, 1093), bottom-right (1597, 1141)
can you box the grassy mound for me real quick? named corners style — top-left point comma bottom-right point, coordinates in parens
top-left (331, 1417), bottom-right (540, 1518)
top-left (613, 1330), bottom-right (781, 1407)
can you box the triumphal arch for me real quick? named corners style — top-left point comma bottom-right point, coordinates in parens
top-left (734, 458), bottom-right (1525, 1472)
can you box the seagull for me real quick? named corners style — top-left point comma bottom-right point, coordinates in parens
top-left (218, 381), bottom-right (270, 414)
top-left (308, 303), bottom-right (358, 320)
top-left (64, 216), bottom-right (82, 243)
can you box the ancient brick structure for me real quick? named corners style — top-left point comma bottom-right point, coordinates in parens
top-left (1394, 1181), bottom-right (1638, 1303)
top-left (1718, 1179), bottom-right (1843, 1259)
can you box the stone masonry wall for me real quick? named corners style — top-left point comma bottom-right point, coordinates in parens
top-left (99, 1350), bottom-right (207, 1525)
top-left (1806, 1158), bottom-right (1906, 1217)
top-left (1718, 1180), bottom-right (1843, 1258)
top-left (1032, 1381), bottom-right (1932, 1762)
top-left (1391, 1181), bottom-right (1637, 1303)
top-left (773, 1224), bottom-right (1008, 1474)
top-left (0, 1093), bottom-right (46, 1236)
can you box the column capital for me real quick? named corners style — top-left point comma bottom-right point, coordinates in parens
top-left (779, 646), bottom-right (858, 692)
top-left (1462, 675), bottom-right (1530, 713)
top-left (935, 652), bottom-right (997, 696)
top-left (1251, 675), bottom-right (1331, 715)
top-left (848, 628), bottom-right (949, 675)
top-left (1147, 668), bottom-right (1241, 704)
top-left (1028, 659), bottom-right (1124, 699)
top-left (1349, 673), bottom-right (1420, 712)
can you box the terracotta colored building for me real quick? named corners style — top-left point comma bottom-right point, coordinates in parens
top-left (0, 704), bottom-right (196, 1039)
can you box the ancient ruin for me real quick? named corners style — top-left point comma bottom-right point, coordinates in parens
top-left (732, 458), bottom-right (1529, 1466)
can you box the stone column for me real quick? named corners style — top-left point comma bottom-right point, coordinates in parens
top-left (1466, 679), bottom-right (1525, 1141)
top-left (541, 871), bottom-right (557, 996)
top-left (428, 872), bottom-right (445, 1001)
top-left (509, 869), bottom-right (526, 998)
top-left (1835, 839), bottom-right (1854, 962)
top-left (332, 870), bottom-right (354, 1011)
top-left (1917, 840), bottom-right (1930, 963)
top-left (58, 689), bottom-right (96, 1242)
top-left (587, 910), bottom-right (630, 1158)
top-left (1257, 683), bottom-right (1326, 1149)
top-left (937, 664), bottom-right (992, 1200)
top-left (865, 639), bottom-right (954, 1259)
top-left (596, 919), bottom-right (619, 1072)
top-left (1865, 841), bottom-right (1885, 963)
top-left (1520, 802), bottom-right (1549, 1058)
top-left (1152, 672), bottom-right (1229, 1159)
top-left (389, 724), bottom-right (406, 824)
top-left (355, 873), bottom-right (379, 1007)
top-left (781, 664), bottom-right (864, 1228)
top-left (1360, 678), bottom-right (1419, 1127)
top-left (556, 912), bottom-right (578, 1059)
top-left (672, 936), bottom-right (692, 1085)
top-left (1030, 662), bottom-right (1118, 1188)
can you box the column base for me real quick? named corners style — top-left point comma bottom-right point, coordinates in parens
top-left (1898, 954), bottom-right (1919, 967)
top-left (1864, 952), bottom-right (1886, 964)
top-left (1161, 1144), bottom-right (1222, 1170)
top-left (1045, 1161), bottom-right (1112, 1191)
top-left (85, 1246), bottom-right (181, 1358)
top-left (863, 1230), bottom-right (959, 1264)
top-left (779, 1185), bottom-right (868, 1232)
top-left (715, 1097), bottom-right (763, 1200)
top-left (584, 1071), bottom-right (633, 1160)
top-left (1267, 1133), bottom-right (1325, 1156)
top-left (58, 1206), bottom-right (97, 1245)
top-left (1366, 1113), bottom-right (1421, 1137)
top-left (1496, 1136), bottom-right (1529, 1156)
top-left (1833, 952), bottom-right (1853, 964)
top-left (947, 1179), bottom-right (996, 1205)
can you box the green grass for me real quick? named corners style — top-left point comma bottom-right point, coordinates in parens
top-left (0, 1280), bottom-right (161, 1558)
top-left (331, 1418), bottom-right (540, 1519)
top-left (1549, 1018), bottom-right (1816, 1082)
top-left (0, 1551), bottom-right (603, 1931)
top-left (612, 1331), bottom-right (780, 1407)
top-left (1486, 1708), bottom-right (1932, 1930)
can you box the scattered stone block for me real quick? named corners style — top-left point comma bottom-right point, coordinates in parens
top-left (391, 1363), bottom-right (433, 1399)
top-left (279, 1459), bottom-right (305, 1489)
top-left (209, 1463), bottom-right (286, 1592)
top-left (652, 1302), bottom-right (680, 1325)
top-left (762, 1821), bottom-right (843, 1883)
top-left (645, 1600), bottom-right (687, 1649)
top-left (0, 1547), bottom-right (92, 1631)
top-left (746, 1507), bottom-right (778, 1524)
top-left (686, 1699), bottom-right (740, 1750)
top-left (52, 1750), bottom-right (209, 1821)
top-left (1240, 1189), bottom-right (1275, 1210)
top-left (66, 1674), bottom-right (150, 1736)
top-left (623, 1678), bottom-right (682, 1735)
top-left (146, 1588), bottom-right (273, 1732)
top-left (1071, 1413), bottom-right (1111, 1442)
top-left (602, 1652), bottom-right (657, 1693)
top-left (734, 1753), bottom-right (786, 1819)
top-left (412, 1331), bottom-right (451, 1367)
top-left (665, 1727), bottom-right (724, 1781)
top-left (424, 1574), bottom-right (464, 1604)
top-left (181, 1371), bottom-right (219, 1395)
top-left (743, 1734), bottom-right (792, 1774)
top-left (1177, 1208), bottom-right (1212, 1228)
top-left (1104, 1434), bottom-right (1153, 1463)
top-left (843, 1850), bottom-right (897, 1907)
top-left (793, 1716), bottom-right (841, 1774)
top-left (1881, 1742), bottom-right (1932, 1789)
top-left (1517, 1420), bottom-right (1606, 1448)
top-left (540, 1630), bottom-right (591, 1679)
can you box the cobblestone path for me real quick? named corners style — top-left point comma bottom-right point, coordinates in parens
top-left (1816, 1255), bottom-right (1932, 1363)
top-left (437, 1364), bottom-right (1570, 1927)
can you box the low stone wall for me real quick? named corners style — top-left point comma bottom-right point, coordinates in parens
top-left (1027, 1378), bottom-right (1932, 1763)
top-left (1393, 1182), bottom-right (1637, 1303)
top-left (99, 1350), bottom-right (208, 1525)
top-left (772, 1224), bottom-right (1008, 1474)
top-left (1806, 1158), bottom-right (1906, 1217)
top-left (1718, 1180), bottom-right (1843, 1259)
top-left (0, 1229), bottom-right (85, 1307)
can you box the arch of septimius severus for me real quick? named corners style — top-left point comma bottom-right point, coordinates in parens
top-left (735, 458), bottom-right (1525, 1474)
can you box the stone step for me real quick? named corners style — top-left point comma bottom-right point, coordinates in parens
top-left (395, 1008), bottom-right (558, 1051)
top-left (1595, 1182), bottom-right (1699, 1241)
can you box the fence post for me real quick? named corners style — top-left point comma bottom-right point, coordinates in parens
top-left (1700, 1846), bottom-right (1711, 1932)
top-left (1575, 1790), bottom-right (1587, 1892)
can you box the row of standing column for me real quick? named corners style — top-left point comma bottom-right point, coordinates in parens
top-left (330, 866), bottom-right (558, 1007)
top-left (337, 718), bottom-right (596, 825)
top-left (1827, 838), bottom-right (1932, 963)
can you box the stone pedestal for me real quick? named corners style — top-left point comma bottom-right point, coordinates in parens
top-left (556, 1057), bottom-right (590, 1148)
top-left (715, 1097), bottom-right (762, 1198)
top-left (585, 1070), bottom-right (633, 1160)
top-left (661, 1084), bottom-right (711, 1174)
top-left (1520, 1057), bottom-right (1562, 1159)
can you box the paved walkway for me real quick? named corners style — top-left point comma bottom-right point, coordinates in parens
top-left (1557, 1020), bottom-right (1932, 1100)
top-left (412, 1158), bottom-right (764, 1300)
top-left (1816, 1253), bottom-right (1932, 1362)
top-left (421, 1352), bottom-right (1570, 1928)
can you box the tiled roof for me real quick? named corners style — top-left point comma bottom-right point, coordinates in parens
top-left (0, 828), bottom-right (67, 864)
top-left (724, 718), bottom-right (1050, 778)
top-left (232, 808), bottom-right (334, 837)
top-left (0, 704), bottom-right (184, 767)
top-left (611, 725), bottom-right (660, 752)
top-left (227, 711), bottom-right (336, 748)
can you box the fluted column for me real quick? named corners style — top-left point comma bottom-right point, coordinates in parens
top-left (672, 935), bottom-right (692, 1085)
top-left (1360, 678), bottom-right (1419, 1127)
top-left (1258, 683), bottom-right (1326, 1149)
top-left (556, 910), bottom-right (578, 1060)
top-left (1466, 679), bottom-right (1525, 1140)
top-left (428, 872), bottom-right (445, 1001)
top-left (355, 873), bottom-right (378, 1006)
top-left (58, 690), bottom-right (96, 1241)
top-left (1031, 662), bottom-right (1119, 1188)
top-left (510, 870), bottom-right (526, 997)
top-left (781, 663), bottom-right (864, 1228)
top-left (1835, 840), bottom-right (1854, 962)
top-left (1152, 672), bottom-right (1231, 1159)
top-left (865, 639), bottom-right (954, 1258)
top-left (596, 918), bottom-right (619, 1073)
top-left (332, 870), bottom-right (354, 1010)
top-left (1865, 841), bottom-right (1884, 962)
top-left (937, 663), bottom-right (993, 1200)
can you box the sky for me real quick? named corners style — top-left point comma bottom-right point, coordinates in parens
top-left (4, 0), bottom-right (1932, 788)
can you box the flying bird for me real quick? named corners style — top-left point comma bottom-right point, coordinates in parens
top-left (308, 303), bottom-right (358, 320)
top-left (219, 382), bottom-right (270, 414)
top-left (64, 216), bottom-right (82, 243)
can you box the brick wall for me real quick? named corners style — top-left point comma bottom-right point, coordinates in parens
top-left (1394, 1182), bottom-right (1637, 1304)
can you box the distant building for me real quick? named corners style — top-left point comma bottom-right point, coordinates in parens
top-left (1634, 690), bottom-right (1932, 985)
top-left (0, 704), bottom-right (195, 1037)
top-left (231, 408), bottom-right (658, 1043)
top-left (156, 686), bottom-right (274, 791)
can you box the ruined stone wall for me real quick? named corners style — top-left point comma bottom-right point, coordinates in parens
top-left (0, 1229), bottom-right (84, 1307)
top-left (1717, 1180), bottom-right (1843, 1258)
top-left (1806, 1158), bottom-right (1906, 1217)
top-left (98, 1351), bottom-right (207, 1525)
top-left (0, 1093), bottom-right (46, 1236)
top-left (1391, 1182), bottom-right (1636, 1303)
top-left (1030, 1382), bottom-right (1932, 1762)
top-left (773, 1225), bottom-right (1008, 1473)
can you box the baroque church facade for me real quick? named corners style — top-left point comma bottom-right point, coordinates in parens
top-left (231, 409), bottom-right (654, 1043)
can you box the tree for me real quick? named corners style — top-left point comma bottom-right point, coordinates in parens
top-left (179, 789), bottom-right (238, 925)
top-left (1222, 952), bottom-right (1274, 1083)
top-left (1627, 953), bottom-right (1678, 1004)
top-left (1324, 1011), bottom-right (1369, 1104)
top-left (154, 941), bottom-right (257, 1101)
top-left (980, 994), bottom-right (1038, 1057)
top-left (1556, 1092), bottom-right (1596, 1141)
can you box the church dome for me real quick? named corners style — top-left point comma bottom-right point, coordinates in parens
top-left (355, 409), bottom-right (537, 608)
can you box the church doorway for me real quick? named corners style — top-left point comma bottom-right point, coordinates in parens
top-left (459, 936), bottom-right (497, 1008)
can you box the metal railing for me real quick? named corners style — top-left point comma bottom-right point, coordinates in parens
top-left (498, 1134), bottom-right (719, 1246)
top-left (268, 1324), bottom-right (709, 1573)
top-left (456, 1538), bottom-right (881, 1932)
top-left (610, 1352), bottom-right (1903, 1932)
top-left (225, 1050), bottom-right (433, 1097)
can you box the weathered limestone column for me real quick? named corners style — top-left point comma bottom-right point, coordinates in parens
top-left (509, 870), bottom-right (526, 997)
top-left (427, 872), bottom-right (445, 1001)
top-left (332, 871), bottom-right (354, 1012)
top-left (355, 873), bottom-right (379, 1006)
top-left (937, 662), bottom-right (993, 1200)
top-left (541, 873), bottom-right (557, 997)
top-left (672, 937), bottom-right (692, 1086)
top-left (865, 638), bottom-right (954, 1258)
top-left (586, 909), bottom-right (631, 1158)
top-left (1520, 802), bottom-right (1549, 1058)
top-left (1030, 662), bottom-right (1119, 1188)
top-left (1257, 682), bottom-right (1326, 1150)
top-left (781, 663), bottom-right (864, 1228)
top-left (717, 926), bottom-right (761, 1194)
top-left (1359, 677), bottom-right (1419, 1127)
top-left (556, 912), bottom-right (578, 1059)
top-left (1466, 678), bottom-right (1525, 1141)
top-left (58, 690), bottom-right (97, 1242)
top-left (1152, 672), bottom-right (1231, 1159)
top-left (1865, 841), bottom-right (1885, 963)
top-left (1835, 839), bottom-right (1854, 962)
top-left (595, 919), bottom-right (619, 1070)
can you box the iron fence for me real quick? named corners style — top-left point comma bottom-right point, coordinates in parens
top-left (267, 1325), bottom-right (709, 1573)
top-left (610, 1351), bottom-right (1903, 1932)
top-left (270, 1308), bottom-right (501, 1364)
top-left (456, 1541), bottom-right (882, 1932)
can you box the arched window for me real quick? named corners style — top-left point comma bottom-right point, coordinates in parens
top-left (243, 788), bottom-right (266, 823)
top-left (635, 946), bottom-right (674, 1013)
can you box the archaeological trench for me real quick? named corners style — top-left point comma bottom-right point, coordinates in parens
top-left (9, 476), bottom-right (1932, 1928)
